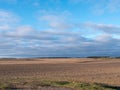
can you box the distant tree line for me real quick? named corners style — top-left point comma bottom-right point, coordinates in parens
top-left (87, 56), bottom-right (110, 58)
top-left (87, 56), bottom-right (120, 59)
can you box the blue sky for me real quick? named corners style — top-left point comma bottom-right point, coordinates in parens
top-left (0, 0), bottom-right (120, 58)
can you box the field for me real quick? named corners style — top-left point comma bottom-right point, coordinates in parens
top-left (0, 58), bottom-right (120, 90)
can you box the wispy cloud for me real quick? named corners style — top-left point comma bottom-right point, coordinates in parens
top-left (78, 22), bottom-right (120, 35)
top-left (0, 9), bottom-right (19, 31)
top-left (68, 0), bottom-right (120, 14)
top-left (92, 0), bottom-right (120, 14)
top-left (0, 25), bottom-right (10, 30)
top-left (38, 11), bottom-right (73, 30)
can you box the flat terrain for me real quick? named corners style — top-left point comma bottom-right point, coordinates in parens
top-left (0, 58), bottom-right (120, 89)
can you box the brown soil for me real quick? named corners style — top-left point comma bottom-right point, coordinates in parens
top-left (0, 58), bottom-right (120, 86)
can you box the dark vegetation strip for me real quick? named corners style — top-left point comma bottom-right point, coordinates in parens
top-left (0, 81), bottom-right (120, 90)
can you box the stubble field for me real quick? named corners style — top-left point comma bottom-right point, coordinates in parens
top-left (0, 58), bottom-right (120, 90)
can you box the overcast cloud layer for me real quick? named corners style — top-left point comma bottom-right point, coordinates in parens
top-left (0, 0), bottom-right (120, 58)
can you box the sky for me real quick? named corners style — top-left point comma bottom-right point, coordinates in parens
top-left (0, 0), bottom-right (120, 58)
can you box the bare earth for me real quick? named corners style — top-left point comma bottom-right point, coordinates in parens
top-left (0, 58), bottom-right (120, 86)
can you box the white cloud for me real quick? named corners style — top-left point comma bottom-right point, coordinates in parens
top-left (80, 22), bottom-right (120, 34)
top-left (0, 9), bottom-right (18, 23)
top-left (39, 11), bottom-right (73, 30)
top-left (41, 14), bottom-right (65, 23)
top-left (11, 25), bottom-right (33, 36)
top-left (106, 0), bottom-right (120, 12)
top-left (94, 34), bottom-right (112, 42)
top-left (68, 0), bottom-right (120, 14)
top-left (92, 0), bottom-right (120, 14)
top-left (0, 25), bottom-right (10, 30)
top-left (0, 9), bottom-right (19, 31)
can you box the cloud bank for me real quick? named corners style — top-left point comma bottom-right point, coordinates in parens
top-left (0, 0), bottom-right (120, 58)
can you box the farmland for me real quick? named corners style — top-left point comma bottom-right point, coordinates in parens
top-left (0, 58), bottom-right (120, 90)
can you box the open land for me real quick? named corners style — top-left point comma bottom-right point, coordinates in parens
top-left (0, 58), bottom-right (120, 90)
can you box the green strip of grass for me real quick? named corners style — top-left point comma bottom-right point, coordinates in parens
top-left (0, 80), bottom-right (117, 90)
top-left (34, 80), bottom-right (116, 90)
top-left (0, 83), bottom-right (8, 90)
